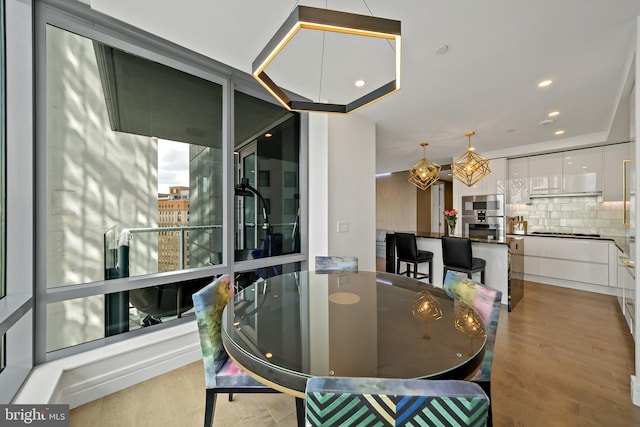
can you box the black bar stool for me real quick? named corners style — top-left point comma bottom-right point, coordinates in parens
top-left (394, 233), bottom-right (433, 283)
top-left (441, 236), bottom-right (486, 283)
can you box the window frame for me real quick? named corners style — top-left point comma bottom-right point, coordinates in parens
top-left (34, 1), bottom-right (308, 363)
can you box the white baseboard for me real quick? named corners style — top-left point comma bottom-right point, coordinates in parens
top-left (14, 321), bottom-right (201, 409)
top-left (523, 274), bottom-right (622, 297)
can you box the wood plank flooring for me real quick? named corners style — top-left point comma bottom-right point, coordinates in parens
top-left (70, 275), bottom-right (640, 426)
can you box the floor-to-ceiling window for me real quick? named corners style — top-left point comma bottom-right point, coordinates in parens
top-left (0, 0), bottom-right (6, 375)
top-left (1, 0), bottom-right (35, 403)
top-left (33, 1), bottom-right (307, 364)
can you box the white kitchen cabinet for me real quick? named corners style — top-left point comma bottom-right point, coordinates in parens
top-left (562, 146), bottom-right (603, 194)
top-left (617, 248), bottom-right (635, 337)
top-left (603, 143), bottom-right (631, 201)
top-left (523, 236), bottom-right (610, 286)
top-left (529, 152), bottom-right (563, 195)
top-left (480, 157), bottom-right (506, 195)
top-left (453, 157), bottom-right (506, 200)
top-left (507, 157), bottom-right (530, 204)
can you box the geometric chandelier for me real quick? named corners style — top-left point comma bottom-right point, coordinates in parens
top-left (451, 131), bottom-right (491, 187)
top-left (252, 5), bottom-right (402, 114)
top-left (408, 142), bottom-right (441, 190)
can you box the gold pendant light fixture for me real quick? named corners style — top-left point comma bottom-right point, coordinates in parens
top-left (451, 131), bottom-right (491, 187)
top-left (252, 5), bottom-right (401, 114)
top-left (408, 142), bottom-right (441, 190)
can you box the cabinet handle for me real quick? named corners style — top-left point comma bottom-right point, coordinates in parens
top-left (623, 159), bottom-right (634, 227)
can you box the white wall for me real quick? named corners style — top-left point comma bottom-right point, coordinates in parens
top-left (328, 114), bottom-right (376, 271)
top-left (308, 113), bottom-right (377, 271)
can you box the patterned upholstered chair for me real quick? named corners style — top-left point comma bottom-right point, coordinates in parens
top-left (305, 377), bottom-right (489, 427)
top-left (443, 272), bottom-right (502, 426)
top-left (314, 256), bottom-right (359, 273)
top-left (192, 275), bottom-right (280, 427)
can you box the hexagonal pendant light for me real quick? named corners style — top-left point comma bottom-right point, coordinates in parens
top-left (451, 131), bottom-right (491, 187)
top-left (252, 5), bottom-right (401, 113)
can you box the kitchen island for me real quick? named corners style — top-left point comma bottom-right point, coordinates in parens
top-left (385, 232), bottom-right (520, 308)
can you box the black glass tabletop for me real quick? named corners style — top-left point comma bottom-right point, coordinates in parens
top-left (221, 270), bottom-right (486, 396)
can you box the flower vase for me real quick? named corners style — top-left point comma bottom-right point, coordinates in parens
top-left (448, 221), bottom-right (456, 236)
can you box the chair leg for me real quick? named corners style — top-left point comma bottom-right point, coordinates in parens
top-left (396, 259), bottom-right (400, 275)
top-left (296, 397), bottom-right (305, 427)
top-left (228, 392), bottom-right (233, 401)
top-left (428, 261), bottom-right (433, 284)
top-left (412, 262), bottom-right (418, 278)
top-left (204, 389), bottom-right (217, 427)
top-left (481, 270), bottom-right (485, 284)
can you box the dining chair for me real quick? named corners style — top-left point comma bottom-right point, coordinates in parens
top-left (443, 271), bottom-right (502, 427)
top-left (441, 236), bottom-right (486, 283)
top-left (314, 256), bottom-right (358, 272)
top-left (394, 232), bottom-right (433, 283)
top-left (192, 274), bottom-right (283, 427)
top-left (305, 376), bottom-right (489, 427)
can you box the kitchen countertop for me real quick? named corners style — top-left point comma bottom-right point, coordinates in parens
top-left (507, 232), bottom-right (633, 257)
top-left (391, 231), bottom-right (510, 246)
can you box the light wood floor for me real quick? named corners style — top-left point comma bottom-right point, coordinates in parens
top-left (71, 274), bottom-right (640, 426)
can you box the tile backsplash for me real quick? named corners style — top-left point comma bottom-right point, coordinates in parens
top-left (507, 196), bottom-right (626, 237)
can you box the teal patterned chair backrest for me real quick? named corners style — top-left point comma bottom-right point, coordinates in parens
top-left (443, 272), bottom-right (502, 383)
top-left (192, 274), bottom-right (234, 388)
top-left (305, 377), bottom-right (489, 427)
top-left (314, 256), bottom-right (359, 273)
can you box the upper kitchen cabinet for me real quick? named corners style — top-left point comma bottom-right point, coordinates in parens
top-left (453, 157), bottom-right (506, 198)
top-left (603, 142), bottom-right (631, 201)
top-left (482, 157), bottom-right (507, 195)
top-left (562, 147), bottom-right (603, 194)
top-left (529, 152), bottom-right (563, 195)
top-left (507, 157), bottom-right (530, 204)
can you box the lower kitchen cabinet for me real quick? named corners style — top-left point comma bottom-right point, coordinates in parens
top-left (523, 236), bottom-right (622, 293)
top-left (617, 248), bottom-right (635, 338)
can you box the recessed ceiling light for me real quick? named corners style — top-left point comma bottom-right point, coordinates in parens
top-left (539, 119), bottom-right (554, 126)
top-left (538, 79), bottom-right (553, 88)
top-left (435, 45), bottom-right (449, 55)
top-left (355, 80), bottom-right (366, 87)
top-left (548, 111), bottom-right (560, 117)
top-left (264, 133), bottom-right (272, 138)
top-left (554, 130), bottom-right (565, 135)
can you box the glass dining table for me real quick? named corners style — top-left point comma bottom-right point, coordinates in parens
top-left (221, 270), bottom-right (486, 400)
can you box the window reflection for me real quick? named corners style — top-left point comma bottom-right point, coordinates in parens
top-left (234, 91), bottom-right (300, 261)
top-left (46, 25), bottom-right (224, 289)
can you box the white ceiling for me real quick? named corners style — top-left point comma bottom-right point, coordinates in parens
top-left (91, 0), bottom-right (640, 173)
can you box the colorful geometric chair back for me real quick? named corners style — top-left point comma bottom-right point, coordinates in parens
top-left (443, 271), bottom-right (502, 384)
top-left (314, 256), bottom-right (359, 273)
top-left (305, 377), bottom-right (489, 427)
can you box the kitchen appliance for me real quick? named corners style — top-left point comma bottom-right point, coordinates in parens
top-left (461, 194), bottom-right (505, 240)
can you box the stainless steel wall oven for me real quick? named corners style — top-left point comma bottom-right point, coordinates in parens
top-left (461, 194), bottom-right (505, 240)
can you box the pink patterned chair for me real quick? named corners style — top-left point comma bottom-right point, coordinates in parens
top-left (192, 275), bottom-right (282, 426)
top-left (443, 272), bottom-right (502, 426)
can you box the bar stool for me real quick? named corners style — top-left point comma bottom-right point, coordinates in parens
top-left (441, 236), bottom-right (486, 283)
top-left (394, 233), bottom-right (433, 283)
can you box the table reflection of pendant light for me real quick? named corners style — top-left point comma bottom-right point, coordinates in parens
top-left (451, 131), bottom-right (491, 187)
top-left (411, 290), bottom-right (443, 340)
top-left (454, 303), bottom-right (486, 354)
top-left (408, 142), bottom-right (441, 190)
top-left (252, 5), bottom-right (401, 114)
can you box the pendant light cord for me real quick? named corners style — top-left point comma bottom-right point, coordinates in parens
top-left (362, 0), bottom-right (396, 53)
